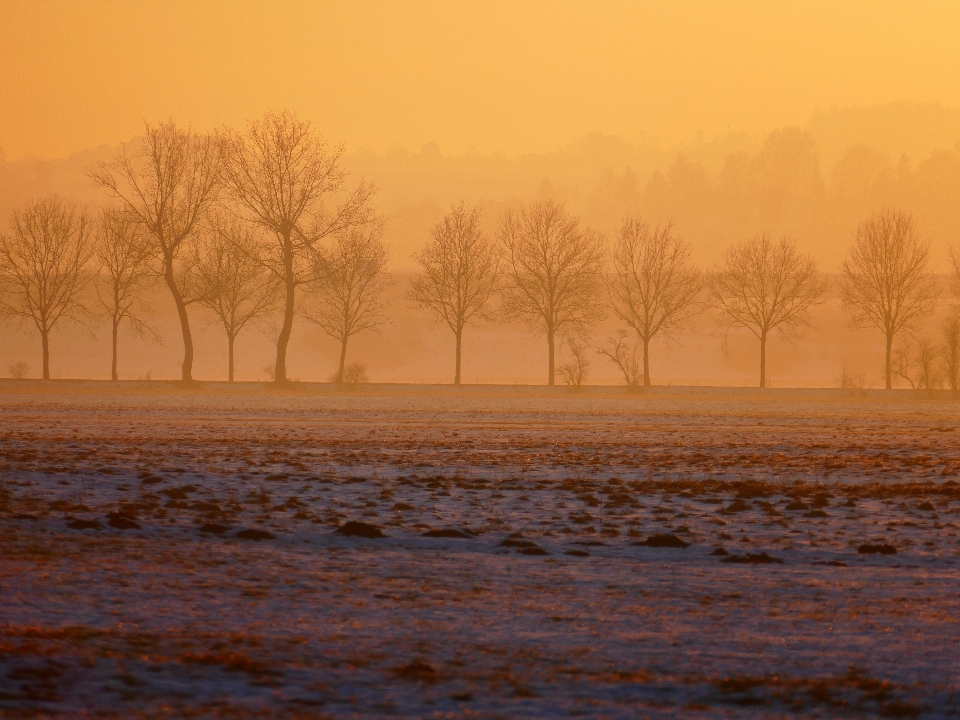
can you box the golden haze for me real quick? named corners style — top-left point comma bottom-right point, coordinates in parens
top-left (3, 1), bottom-right (960, 159)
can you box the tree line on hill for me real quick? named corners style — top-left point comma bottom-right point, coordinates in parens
top-left (1, 111), bottom-right (958, 391)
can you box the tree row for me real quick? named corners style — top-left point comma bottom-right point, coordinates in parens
top-left (1, 111), bottom-right (958, 390)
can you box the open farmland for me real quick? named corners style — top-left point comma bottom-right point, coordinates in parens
top-left (1, 382), bottom-right (959, 718)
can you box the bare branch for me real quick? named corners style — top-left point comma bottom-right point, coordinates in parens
top-left (598, 330), bottom-right (643, 388)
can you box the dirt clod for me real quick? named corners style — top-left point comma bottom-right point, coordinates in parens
top-left (636, 533), bottom-right (689, 548)
top-left (393, 661), bottom-right (437, 682)
top-left (106, 512), bottom-right (140, 530)
top-left (722, 552), bottom-right (783, 564)
top-left (335, 521), bottom-right (386, 538)
top-left (858, 543), bottom-right (897, 555)
top-left (235, 528), bottom-right (276, 541)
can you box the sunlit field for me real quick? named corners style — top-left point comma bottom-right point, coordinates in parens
top-left (1, 382), bottom-right (957, 718)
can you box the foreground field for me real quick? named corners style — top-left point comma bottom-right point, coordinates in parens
top-left (1, 383), bottom-right (959, 718)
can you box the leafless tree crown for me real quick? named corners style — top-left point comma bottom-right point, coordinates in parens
top-left (409, 202), bottom-right (500, 384)
top-left (0, 196), bottom-right (93, 379)
top-left (499, 200), bottom-right (605, 385)
top-left (841, 209), bottom-right (940, 389)
top-left (608, 217), bottom-right (701, 386)
top-left (305, 219), bottom-right (390, 384)
top-left (712, 234), bottom-right (825, 388)
top-left (92, 122), bottom-right (222, 264)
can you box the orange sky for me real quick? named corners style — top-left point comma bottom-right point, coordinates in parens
top-left (3, 1), bottom-right (960, 160)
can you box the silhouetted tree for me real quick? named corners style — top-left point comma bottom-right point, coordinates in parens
top-left (0, 197), bottom-right (93, 379)
top-left (222, 110), bottom-right (373, 383)
top-left (193, 216), bottom-right (281, 382)
top-left (952, 245), bottom-right (960, 296)
top-left (558, 336), bottom-right (590, 387)
top-left (941, 309), bottom-right (960, 394)
top-left (841, 210), bottom-right (939, 390)
top-left (500, 200), bottom-right (604, 385)
top-left (409, 202), bottom-right (500, 385)
top-left (942, 251), bottom-right (960, 394)
top-left (712, 235), bottom-right (825, 388)
top-left (305, 220), bottom-right (389, 384)
top-left (598, 330), bottom-right (642, 388)
top-left (94, 208), bottom-right (156, 381)
top-left (92, 121), bottom-right (222, 382)
top-left (608, 218), bottom-right (701, 386)
top-left (893, 337), bottom-right (942, 390)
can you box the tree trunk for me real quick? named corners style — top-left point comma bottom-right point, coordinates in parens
top-left (275, 230), bottom-right (294, 384)
top-left (337, 337), bottom-right (348, 384)
top-left (111, 316), bottom-right (119, 382)
top-left (642, 335), bottom-right (651, 387)
top-left (547, 326), bottom-right (555, 386)
top-left (228, 333), bottom-right (235, 383)
top-left (454, 328), bottom-right (462, 386)
top-left (759, 330), bottom-right (767, 389)
top-left (41, 329), bottom-right (50, 380)
top-left (885, 330), bottom-right (893, 390)
top-left (163, 254), bottom-right (194, 382)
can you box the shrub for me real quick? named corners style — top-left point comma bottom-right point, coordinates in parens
top-left (342, 362), bottom-right (369, 385)
top-left (8, 361), bottom-right (29, 380)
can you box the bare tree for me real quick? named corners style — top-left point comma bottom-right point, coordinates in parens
top-left (558, 336), bottom-right (590, 387)
top-left (222, 110), bottom-right (374, 383)
top-left (192, 215), bottom-right (281, 382)
top-left (712, 235), bottom-right (825, 388)
top-left (893, 337), bottom-right (942, 390)
top-left (608, 218), bottom-right (701, 387)
top-left (841, 210), bottom-right (940, 390)
top-left (0, 197), bottom-right (93, 379)
top-left (952, 246), bottom-right (960, 296)
top-left (942, 308), bottom-right (960, 394)
top-left (408, 202), bottom-right (500, 385)
top-left (598, 330), bottom-right (643, 388)
top-left (499, 200), bottom-right (604, 385)
top-left (92, 121), bottom-right (222, 382)
top-left (94, 208), bottom-right (156, 381)
top-left (305, 220), bottom-right (390, 384)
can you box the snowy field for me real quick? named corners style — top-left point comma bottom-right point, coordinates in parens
top-left (1, 383), bottom-right (959, 718)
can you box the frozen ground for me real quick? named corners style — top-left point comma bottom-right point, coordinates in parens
top-left (1, 383), bottom-right (959, 718)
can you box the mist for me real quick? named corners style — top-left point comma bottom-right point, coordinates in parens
top-left (3, 103), bottom-right (960, 388)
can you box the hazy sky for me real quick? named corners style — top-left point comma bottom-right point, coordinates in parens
top-left (3, 1), bottom-right (960, 160)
